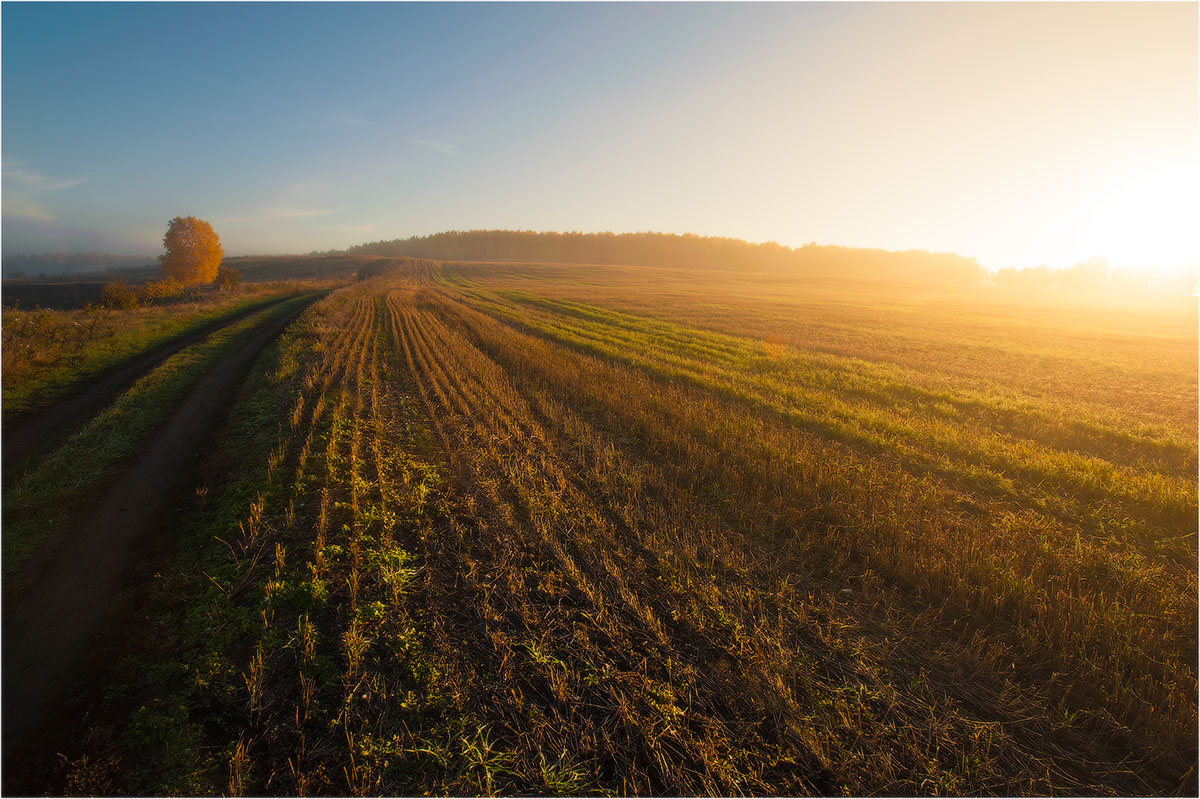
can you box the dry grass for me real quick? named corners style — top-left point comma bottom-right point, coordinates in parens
top-left (50, 259), bottom-right (1197, 795)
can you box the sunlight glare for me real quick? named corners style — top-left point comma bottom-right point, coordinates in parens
top-left (1085, 162), bottom-right (1200, 273)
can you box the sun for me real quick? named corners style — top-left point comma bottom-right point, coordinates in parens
top-left (1084, 160), bottom-right (1200, 273)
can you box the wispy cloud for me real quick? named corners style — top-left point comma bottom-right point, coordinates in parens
top-left (411, 138), bottom-right (458, 156)
top-left (1, 195), bottom-right (56, 222)
top-left (2, 161), bottom-right (86, 221)
top-left (3, 161), bottom-right (86, 192)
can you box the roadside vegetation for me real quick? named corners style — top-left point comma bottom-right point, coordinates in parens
top-left (23, 259), bottom-right (1198, 794)
top-left (2, 280), bottom-right (328, 418)
top-left (2, 294), bottom-right (324, 581)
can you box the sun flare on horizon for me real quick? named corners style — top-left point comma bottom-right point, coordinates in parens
top-left (1, 2), bottom-right (1196, 287)
top-left (1076, 160), bottom-right (1200, 275)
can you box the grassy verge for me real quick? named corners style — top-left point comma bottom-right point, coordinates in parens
top-left (2, 293), bottom-right (321, 580)
top-left (2, 282), bottom-right (327, 418)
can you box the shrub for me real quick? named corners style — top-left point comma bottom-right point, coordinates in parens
top-left (98, 282), bottom-right (139, 309)
top-left (138, 277), bottom-right (184, 306)
top-left (215, 267), bottom-right (242, 290)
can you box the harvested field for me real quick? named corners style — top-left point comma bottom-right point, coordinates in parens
top-left (5, 259), bottom-right (1196, 795)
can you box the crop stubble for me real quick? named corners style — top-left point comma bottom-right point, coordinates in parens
top-left (50, 259), bottom-right (1196, 794)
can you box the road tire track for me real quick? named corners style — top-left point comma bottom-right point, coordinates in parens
top-left (3, 294), bottom-right (304, 476)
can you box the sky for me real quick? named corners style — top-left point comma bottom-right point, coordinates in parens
top-left (2, 1), bottom-right (1197, 273)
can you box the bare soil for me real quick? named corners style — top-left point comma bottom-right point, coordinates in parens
top-left (1, 296), bottom-right (318, 777)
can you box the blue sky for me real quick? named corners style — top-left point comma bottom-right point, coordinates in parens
top-left (3, 2), bottom-right (1197, 272)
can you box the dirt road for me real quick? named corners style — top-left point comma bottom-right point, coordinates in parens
top-left (1, 294), bottom-right (321, 768)
top-left (2, 294), bottom-right (303, 476)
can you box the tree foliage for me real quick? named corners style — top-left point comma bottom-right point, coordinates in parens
top-left (160, 216), bottom-right (223, 285)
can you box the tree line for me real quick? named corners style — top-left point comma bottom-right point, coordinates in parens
top-left (990, 257), bottom-right (1198, 296)
top-left (2, 252), bottom-right (156, 279)
top-left (346, 230), bottom-right (987, 285)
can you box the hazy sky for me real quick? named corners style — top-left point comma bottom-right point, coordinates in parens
top-left (2, 2), bottom-right (1197, 271)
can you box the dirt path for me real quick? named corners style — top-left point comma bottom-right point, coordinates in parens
top-left (1, 295), bottom-right (319, 765)
top-left (2, 294), bottom-right (301, 476)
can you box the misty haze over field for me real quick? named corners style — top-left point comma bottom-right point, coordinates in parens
top-left (3, 2), bottom-right (1196, 279)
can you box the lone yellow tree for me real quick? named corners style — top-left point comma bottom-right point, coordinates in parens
top-left (160, 216), bottom-right (223, 284)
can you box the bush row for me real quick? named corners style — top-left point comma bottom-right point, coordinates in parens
top-left (98, 268), bottom-right (241, 309)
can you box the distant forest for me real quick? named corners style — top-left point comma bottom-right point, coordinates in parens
top-left (346, 230), bottom-right (987, 285)
top-left (2, 252), bottom-right (156, 279)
